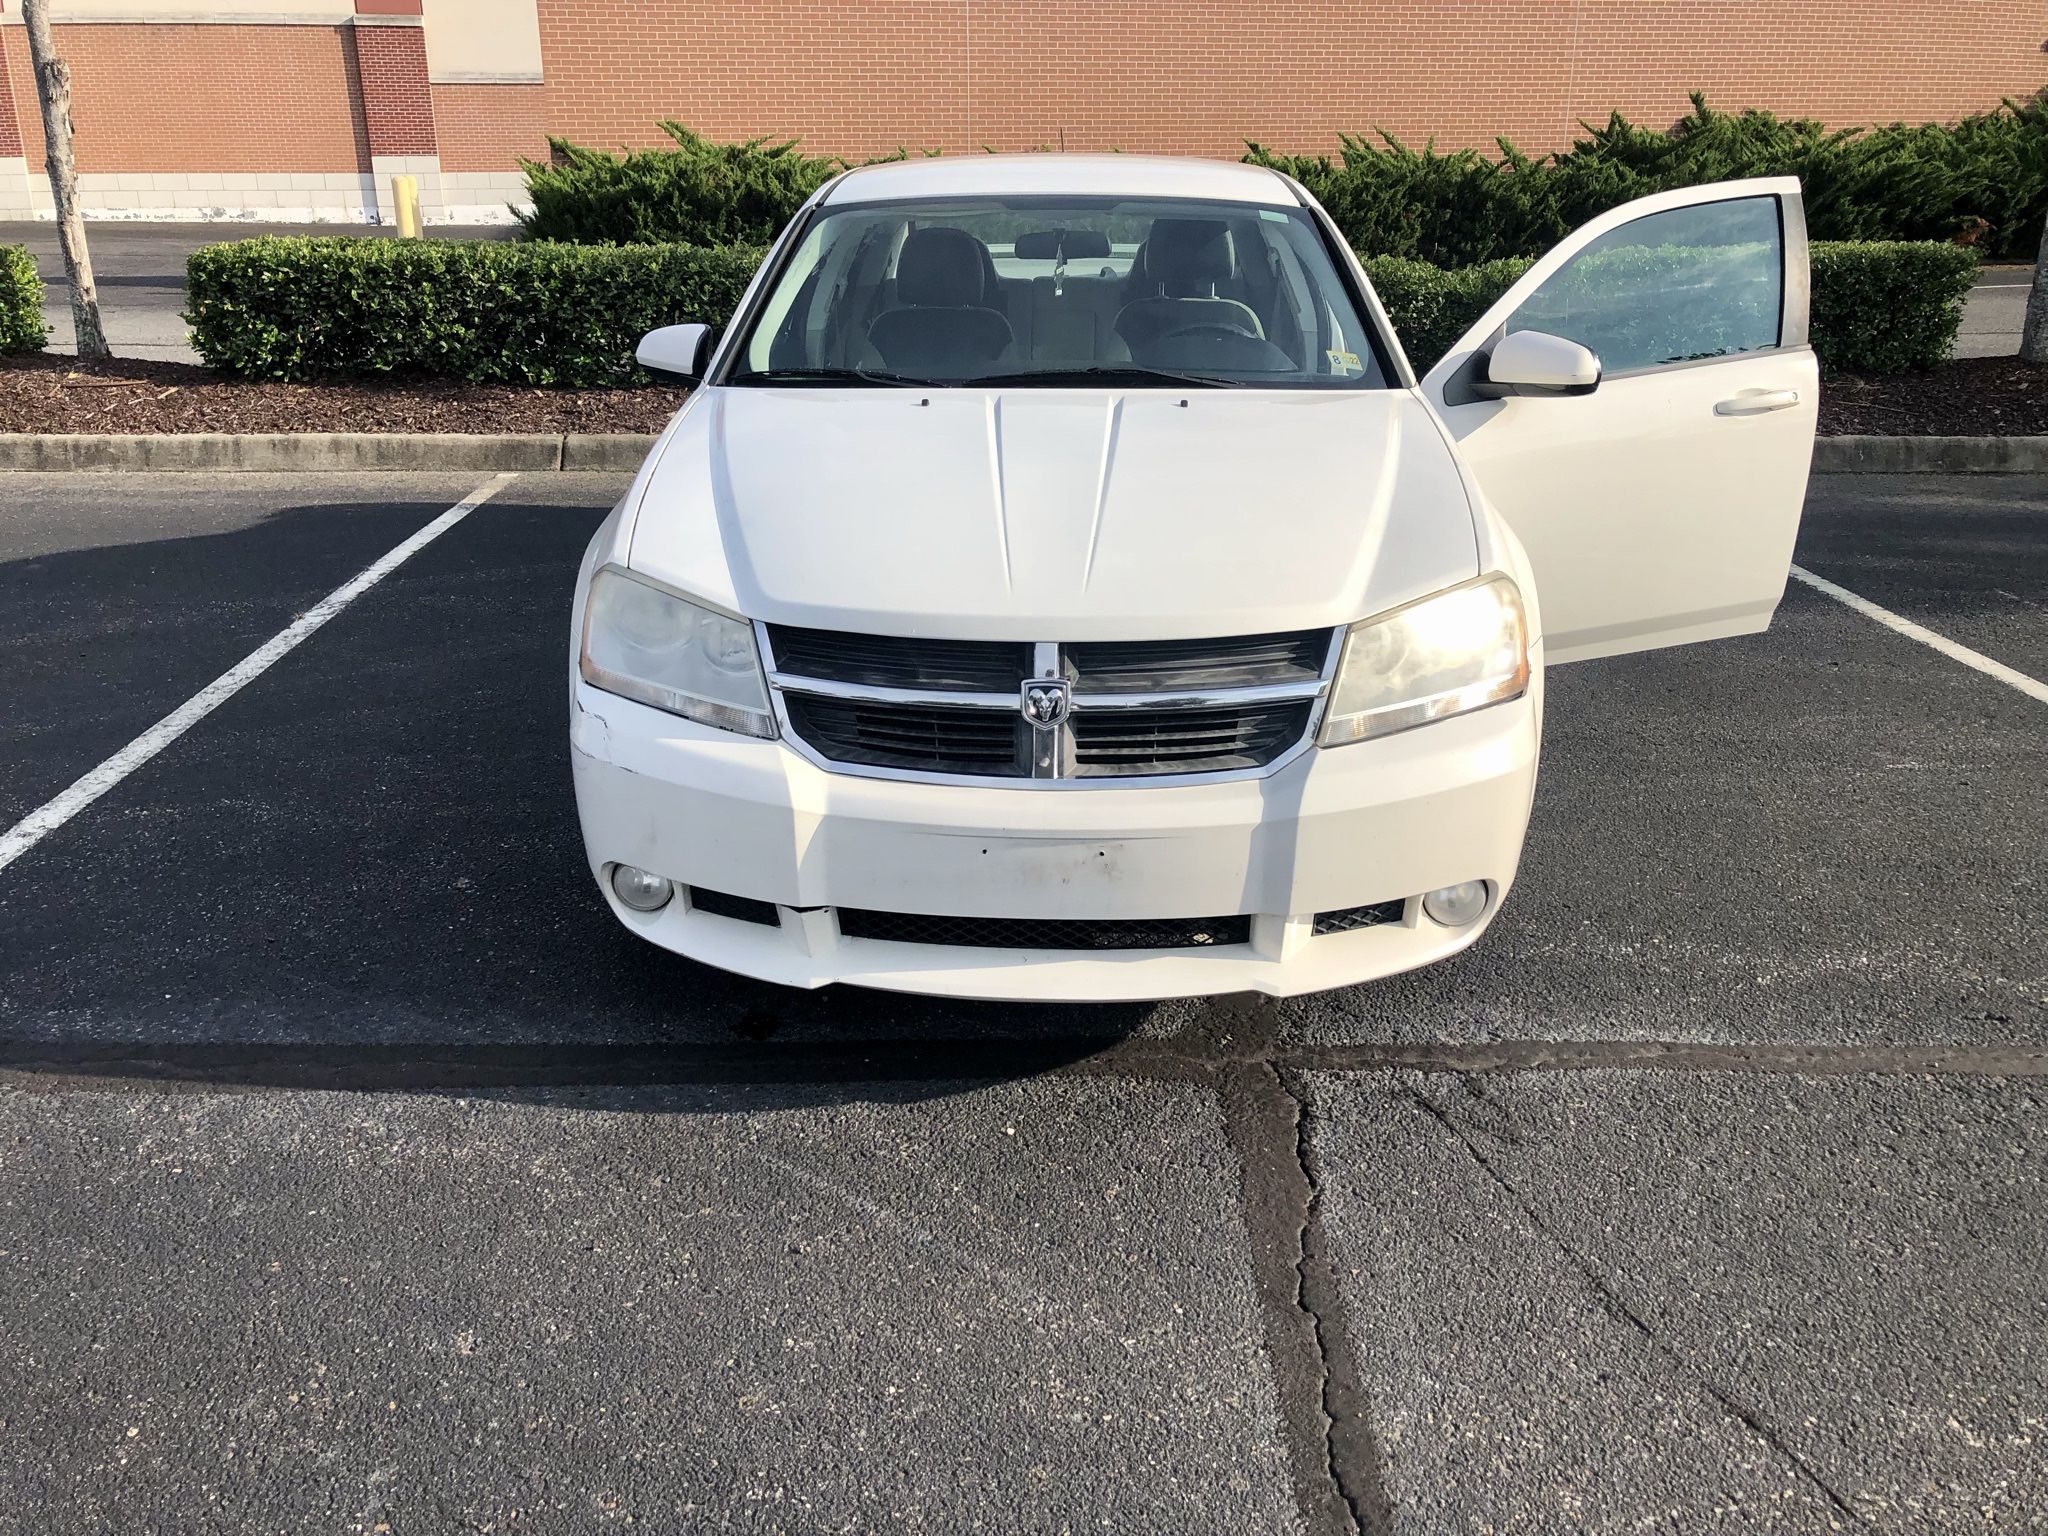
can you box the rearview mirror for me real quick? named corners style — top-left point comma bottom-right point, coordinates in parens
top-left (637, 323), bottom-right (713, 382)
top-left (1483, 330), bottom-right (1601, 397)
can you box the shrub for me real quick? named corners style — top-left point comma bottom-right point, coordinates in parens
top-left (187, 236), bottom-right (765, 385)
top-left (1809, 240), bottom-right (1980, 374)
top-left (518, 125), bottom-right (848, 246)
top-left (186, 232), bottom-right (1971, 385)
top-left (1361, 255), bottom-right (1533, 370)
top-left (0, 245), bottom-right (46, 355)
top-left (1251, 92), bottom-right (2048, 263)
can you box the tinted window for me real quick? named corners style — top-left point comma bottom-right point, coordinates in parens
top-left (729, 196), bottom-right (1392, 388)
top-left (1507, 197), bottom-right (1784, 373)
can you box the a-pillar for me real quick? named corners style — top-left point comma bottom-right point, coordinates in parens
top-left (350, 0), bottom-right (443, 226)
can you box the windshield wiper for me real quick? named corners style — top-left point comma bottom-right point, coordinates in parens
top-left (952, 365), bottom-right (1238, 390)
top-left (727, 366), bottom-right (934, 388)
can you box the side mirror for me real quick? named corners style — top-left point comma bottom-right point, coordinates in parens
top-left (1483, 330), bottom-right (1601, 397)
top-left (636, 323), bottom-right (713, 382)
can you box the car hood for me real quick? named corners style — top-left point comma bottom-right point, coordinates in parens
top-left (626, 385), bottom-right (1477, 640)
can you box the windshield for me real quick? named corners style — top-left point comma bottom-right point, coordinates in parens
top-left (725, 195), bottom-right (1393, 389)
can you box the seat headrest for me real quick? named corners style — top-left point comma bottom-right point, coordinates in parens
top-left (1141, 219), bottom-right (1235, 295)
top-left (896, 228), bottom-right (990, 307)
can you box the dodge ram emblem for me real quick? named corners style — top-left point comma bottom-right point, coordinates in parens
top-left (1021, 678), bottom-right (1072, 730)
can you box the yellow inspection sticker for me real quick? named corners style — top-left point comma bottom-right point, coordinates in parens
top-left (1327, 349), bottom-right (1362, 373)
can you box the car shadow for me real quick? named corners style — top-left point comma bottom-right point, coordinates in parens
top-left (0, 490), bottom-right (1184, 1108)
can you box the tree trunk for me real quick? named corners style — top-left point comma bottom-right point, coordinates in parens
top-left (2025, 212), bottom-right (2048, 367)
top-left (20, 0), bottom-right (111, 366)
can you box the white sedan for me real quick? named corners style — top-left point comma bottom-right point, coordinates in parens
top-left (569, 154), bottom-right (1816, 1000)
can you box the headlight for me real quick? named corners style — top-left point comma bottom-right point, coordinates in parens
top-left (579, 567), bottom-right (775, 738)
top-left (1319, 574), bottom-right (1529, 746)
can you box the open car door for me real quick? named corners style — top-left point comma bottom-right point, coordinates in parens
top-left (1419, 177), bottom-right (1818, 663)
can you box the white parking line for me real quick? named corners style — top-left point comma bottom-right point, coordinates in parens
top-left (1790, 564), bottom-right (2048, 705)
top-left (0, 472), bottom-right (519, 877)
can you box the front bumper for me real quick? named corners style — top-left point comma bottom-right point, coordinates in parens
top-left (570, 675), bottom-right (1540, 1000)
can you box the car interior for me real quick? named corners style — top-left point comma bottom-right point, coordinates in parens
top-left (747, 200), bottom-right (1388, 386)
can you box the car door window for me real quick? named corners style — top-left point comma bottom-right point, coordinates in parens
top-left (1505, 196), bottom-right (1784, 374)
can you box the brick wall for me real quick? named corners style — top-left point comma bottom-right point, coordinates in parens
top-left (350, 21), bottom-right (437, 158)
top-left (2, 23), bottom-right (371, 174)
top-left (0, 24), bottom-right (21, 160)
top-left (432, 82), bottom-right (548, 172)
top-left (0, 0), bottom-right (2038, 214)
top-left (535, 0), bottom-right (2048, 160)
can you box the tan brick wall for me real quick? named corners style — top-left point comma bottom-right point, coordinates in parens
top-left (535, 0), bottom-right (2048, 161)
top-left (432, 81), bottom-right (548, 172)
top-left (3, 23), bottom-right (372, 174)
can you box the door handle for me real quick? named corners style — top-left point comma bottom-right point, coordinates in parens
top-left (1714, 389), bottom-right (1801, 416)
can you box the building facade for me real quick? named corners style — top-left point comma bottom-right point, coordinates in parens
top-left (0, 0), bottom-right (2042, 225)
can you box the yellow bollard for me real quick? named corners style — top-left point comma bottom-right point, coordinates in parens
top-left (392, 174), bottom-right (422, 239)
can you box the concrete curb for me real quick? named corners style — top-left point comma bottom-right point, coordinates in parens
top-left (0, 431), bottom-right (2040, 474)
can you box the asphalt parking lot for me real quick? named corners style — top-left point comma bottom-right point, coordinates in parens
top-left (1, 469), bottom-right (2043, 1534)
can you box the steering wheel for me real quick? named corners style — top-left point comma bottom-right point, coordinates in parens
top-left (1152, 320), bottom-right (1261, 345)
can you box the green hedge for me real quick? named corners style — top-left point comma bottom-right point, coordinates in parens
top-left (185, 236), bottom-right (763, 385)
top-left (1810, 241), bottom-right (1981, 373)
top-left (1, 245), bottom-right (46, 355)
top-left (1253, 93), bottom-right (2048, 264)
top-left (519, 125), bottom-right (851, 246)
top-left (1361, 256), bottom-right (1535, 372)
top-left (523, 100), bottom-right (2048, 261)
top-left (185, 233), bottom-right (1975, 383)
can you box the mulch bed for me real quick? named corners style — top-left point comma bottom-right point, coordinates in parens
top-left (0, 355), bottom-right (690, 435)
top-left (1818, 357), bottom-right (2048, 438)
top-left (5, 352), bottom-right (2045, 438)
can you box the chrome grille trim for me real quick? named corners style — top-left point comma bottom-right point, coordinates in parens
top-left (760, 623), bottom-right (1343, 788)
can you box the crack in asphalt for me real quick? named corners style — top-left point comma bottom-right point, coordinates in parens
top-left (1218, 1057), bottom-right (1388, 1536)
top-left (1402, 1079), bottom-right (1872, 1531)
top-left (1274, 1061), bottom-right (1393, 1536)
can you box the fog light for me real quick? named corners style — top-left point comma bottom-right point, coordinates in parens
top-left (610, 864), bottom-right (674, 912)
top-left (1421, 880), bottom-right (1489, 927)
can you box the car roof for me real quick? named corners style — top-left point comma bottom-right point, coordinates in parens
top-left (818, 153), bottom-right (1300, 208)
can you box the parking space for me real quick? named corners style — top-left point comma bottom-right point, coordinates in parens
top-left (1, 1077), bottom-right (1298, 1532)
top-left (1307, 1069), bottom-right (2047, 1533)
top-left (1, 468), bottom-right (2043, 1531)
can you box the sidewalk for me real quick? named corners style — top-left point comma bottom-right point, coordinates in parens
top-left (1957, 264), bottom-right (2030, 360)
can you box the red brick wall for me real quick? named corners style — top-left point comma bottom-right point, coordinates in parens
top-left (0, 25), bottom-right (21, 160)
top-left (432, 82), bottom-right (549, 172)
top-left (349, 22), bottom-right (437, 157)
top-left (3, 23), bottom-right (371, 174)
top-left (535, 0), bottom-right (2048, 160)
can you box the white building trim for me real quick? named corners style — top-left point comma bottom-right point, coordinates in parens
top-left (8, 168), bottom-right (528, 225)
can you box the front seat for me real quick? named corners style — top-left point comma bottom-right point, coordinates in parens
top-left (866, 228), bottom-right (1013, 375)
top-left (1114, 220), bottom-right (1265, 353)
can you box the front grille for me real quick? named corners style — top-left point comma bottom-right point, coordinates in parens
top-left (784, 694), bottom-right (1026, 775)
top-left (772, 627), bottom-right (1335, 783)
top-left (688, 886), bottom-right (781, 926)
top-left (766, 625), bottom-right (1029, 692)
top-left (1313, 899), bottom-right (1407, 936)
top-left (1068, 631), bottom-right (1330, 692)
top-left (1072, 700), bottom-right (1314, 776)
top-left (838, 909), bottom-right (1252, 950)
